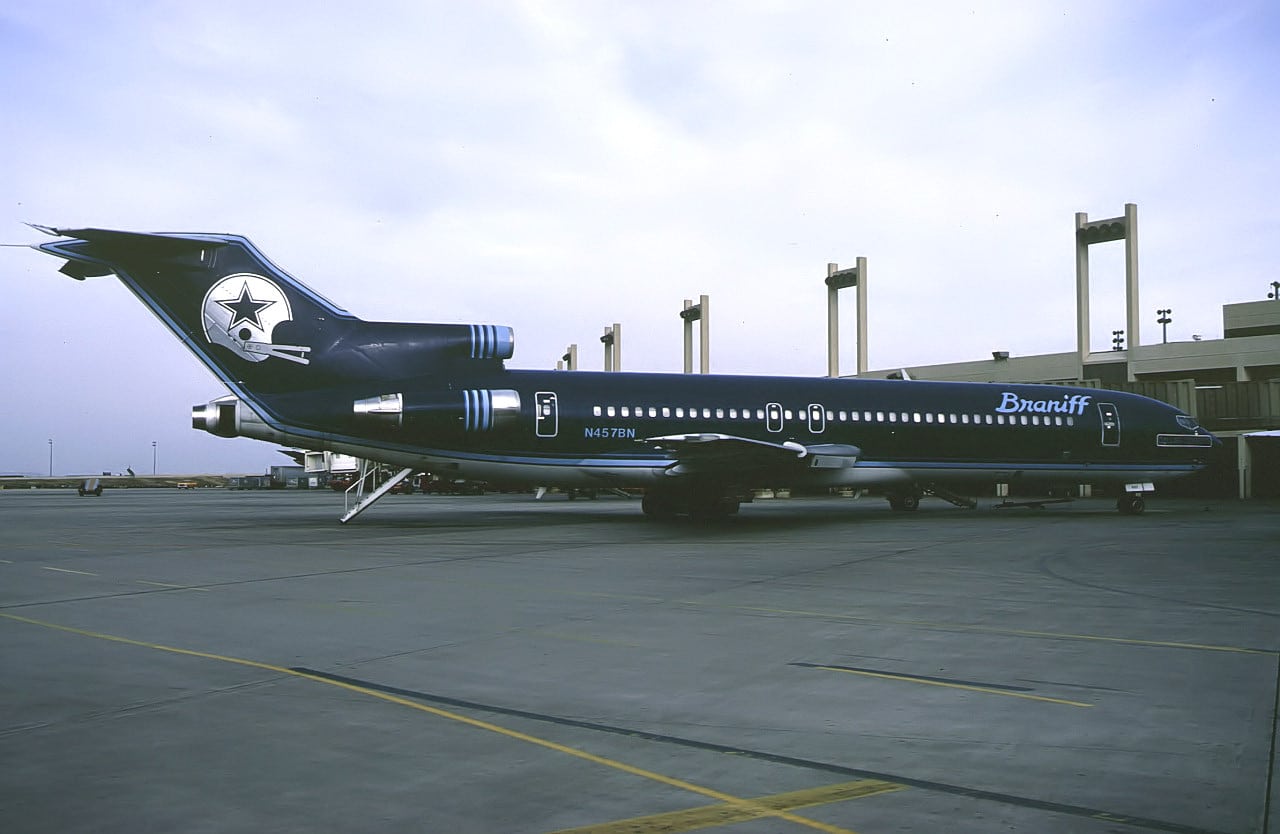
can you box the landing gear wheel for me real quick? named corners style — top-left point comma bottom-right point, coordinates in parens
top-left (1117, 493), bottom-right (1146, 515)
top-left (688, 493), bottom-right (739, 522)
top-left (641, 491), bottom-right (677, 520)
top-left (888, 492), bottom-right (920, 512)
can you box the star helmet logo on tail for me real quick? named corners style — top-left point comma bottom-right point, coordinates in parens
top-left (200, 274), bottom-right (311, 365)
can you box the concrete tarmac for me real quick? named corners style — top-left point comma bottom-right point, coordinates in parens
top-left (1, 489), bottom-right (1277, 834)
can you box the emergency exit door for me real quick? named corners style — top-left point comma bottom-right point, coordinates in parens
top-left (765, 402), bottom-right (784, 433)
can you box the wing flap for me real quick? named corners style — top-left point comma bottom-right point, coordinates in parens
top-left (644, 433), bottom-right (859, 476)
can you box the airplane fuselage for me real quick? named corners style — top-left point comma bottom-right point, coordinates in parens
top-left (34, 226), bottom-right (1218, 519)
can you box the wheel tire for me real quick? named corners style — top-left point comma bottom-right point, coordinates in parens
top-left (1117, 494), bottom-right (1146, 515)
top-left (641, 491), bottom-right (676, 519)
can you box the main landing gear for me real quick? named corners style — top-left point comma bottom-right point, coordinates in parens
top-left (642, 485), bottom-right (743, 521)
top-left (886, 484), bottom-right (977, 512)
top-left (1116, 492), bottom-right (1146, 515)
top-left (887, 491), bottom-right (920, 512)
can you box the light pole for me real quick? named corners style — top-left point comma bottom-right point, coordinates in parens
top-left (1269, 281), bottom-right (1280, 300)
top-left (48, 438), bottom-right (53, 477)
top-left (152, 441), bottom-right (157, 475)
top-left (1111, 330), bottom-right (1125, 351)
top-left (1156, 308), bottom-right (1172, 344)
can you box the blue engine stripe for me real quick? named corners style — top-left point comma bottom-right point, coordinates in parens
top-left (463, 389), bottom-right (495, 431)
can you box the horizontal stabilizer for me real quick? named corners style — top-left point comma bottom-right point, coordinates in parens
top-left (59, 260), bottom-right (113, 280)
top-left (38, 227), bottom-right (228, 256)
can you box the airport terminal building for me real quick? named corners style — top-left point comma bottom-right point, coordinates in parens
top-left (850, 204), bottom-right (1280, 498)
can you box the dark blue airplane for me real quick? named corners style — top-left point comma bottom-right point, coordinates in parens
top-left (32, 226), bottom-right (1219, 521)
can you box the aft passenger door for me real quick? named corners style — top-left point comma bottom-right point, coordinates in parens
top-left (1097, 402), bottom-right (1120, 447)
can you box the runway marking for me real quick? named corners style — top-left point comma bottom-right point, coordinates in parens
top-left (41, 566), bottom-right (98, 576)
top-left (696, 602), bottom-right (1274, 656)
top-left (548, 779), bottom-right (904, 834)
top-left (137, 581), bottom-right (210, 592)
top-left (794, 663), bottom-right (1094, 708)
top-left (0, 611), bottom-right (863, 834)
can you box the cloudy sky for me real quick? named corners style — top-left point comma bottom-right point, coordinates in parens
top-left (2, 1), bottom-right (1277, 475)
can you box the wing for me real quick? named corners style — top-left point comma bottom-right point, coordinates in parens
top-left (644, 433), bottom-right (860, 477)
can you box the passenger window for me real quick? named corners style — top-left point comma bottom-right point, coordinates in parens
top-left (888, 412), bottom-right (897, 423)
top-left (876, 411), bottom-right (884, 421)
top-left (621, 407), bottom-right (630, 417)
top-left (702, 408), bottom-right (711, 419)
top-left (607, 406), bottom-right (616, 417)
top-left (676, 407), bottom-right (684, 418)
top-left (1019, 415), bottom-right (1029, 426)
top-left (593, 406), bottom-right (602, 417)
top-left (729, 409), bottom-right (738, 419)
top-left (715, 408), bottom-right (724, 419)
top-left (997, 415), bottom-right (1005, 425)
top-left (1067, 416), bottom-right (1075, 426)
top-left (756, 409), bottom-right (765, 420)
top-left (826, 410), bottom-right (834, 421)
top-left (865, 412), bottom-right (873, 421)
top-left (921, 413), bottom-right (929, 423)
top-left (662, 407), bottom-right (671, 418)
top-left (1032, 415), bottom-right (1040, 426)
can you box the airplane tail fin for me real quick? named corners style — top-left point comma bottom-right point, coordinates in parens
top-left (32, 227), bottom-right (514, 401)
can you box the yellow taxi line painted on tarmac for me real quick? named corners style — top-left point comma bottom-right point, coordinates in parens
top-left (808, 664), bottom-right (1093, 708)
top-left (549, 779), bottom-right (904, 834)
top-left (0, 612), bottom-right (864, 834)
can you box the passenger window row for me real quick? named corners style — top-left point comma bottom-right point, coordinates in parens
top-left (589, 404), bottom-right (1075, 428)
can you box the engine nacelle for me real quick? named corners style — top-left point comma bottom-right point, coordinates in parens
top-left (352, 389), bottom-right (521, 433)
top-left (192, 396), bottom-right (293, 444)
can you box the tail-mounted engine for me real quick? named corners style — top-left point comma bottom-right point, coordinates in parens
top-left (192, 396), bottom-right (293, 444)
top-left (353, 389), bottom-right (521, 434)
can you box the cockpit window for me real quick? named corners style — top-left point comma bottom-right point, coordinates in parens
top-left (1176, 415), bottom-right (1200, 431)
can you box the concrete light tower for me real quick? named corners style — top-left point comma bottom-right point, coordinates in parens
top-left (680, 296), bottom-right (710, 374)
top-left (558, 344), bottom-right (578, 371)
top-left (826, 259), bottom-right (867, 377)
top-left (1075, 203), bottom-right (1139, 367)
top-left (600, 324), bottom-right (621, 372)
